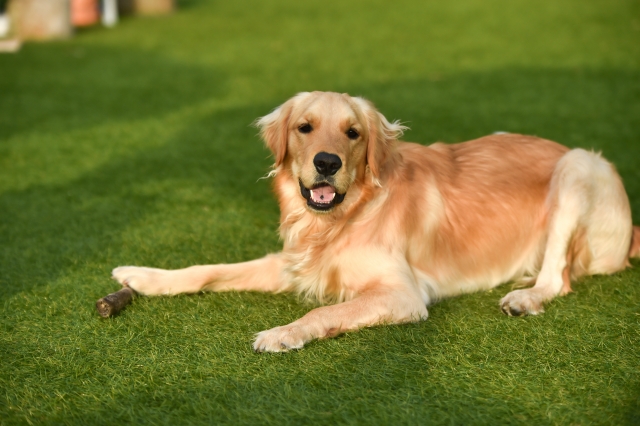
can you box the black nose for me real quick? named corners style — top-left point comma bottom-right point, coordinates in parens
top-left (313, 152), bottom-right (342, 176)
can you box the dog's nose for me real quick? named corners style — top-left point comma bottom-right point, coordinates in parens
top-left (313, 152), bottom-right (342, 176)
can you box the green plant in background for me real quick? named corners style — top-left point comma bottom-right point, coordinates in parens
top-left (0, 0), bottom-right (639, 424)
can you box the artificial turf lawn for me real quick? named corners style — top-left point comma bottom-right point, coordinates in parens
top-left (1, 0), bottom-right (639, 424)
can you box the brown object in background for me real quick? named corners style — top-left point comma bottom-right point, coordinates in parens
top-left (8, 0), bottom-right (72, 40)
top-left (117, 0), bottom-right (135, 15)
top-left (71, 0), bottom-right (99, 27)
top-left (134, 0), bottom-right (174, 15)
top-left (96, 287), bottom-right (135, 318)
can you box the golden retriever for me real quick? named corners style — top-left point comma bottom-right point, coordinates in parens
top-left (113, 91), bottom-right (640, 352)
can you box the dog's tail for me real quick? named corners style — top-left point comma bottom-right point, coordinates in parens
top-left (630, 226), bottom-right (640, 259)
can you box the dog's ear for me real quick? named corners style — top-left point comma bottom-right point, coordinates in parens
top-left (255, 93), bottom-right (309, 169)
top-left (255, 103), bottom-right (292, 169)
top-left (356, 98), bottom-right (407, 179)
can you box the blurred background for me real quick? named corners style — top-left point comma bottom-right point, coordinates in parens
top-left (1, 0), bottom-right (639, 144)
top-left (2, 0), bottom-right (639, 143)
top-left (0, 0), bottom-right (639, 423)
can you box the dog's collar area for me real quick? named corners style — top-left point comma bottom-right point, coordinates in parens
top-left (299, 180), bottom-right (346, 211)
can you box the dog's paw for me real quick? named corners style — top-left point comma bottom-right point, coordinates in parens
top-left (500, 289), bottom-right (545, 316)
top-left (253, 324), bottom-right (311, 353)
top-left (111, 266), bottom-right (170, 296)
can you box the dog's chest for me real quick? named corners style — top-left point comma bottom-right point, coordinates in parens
top-left (282, 231), bottom-right (400, 304)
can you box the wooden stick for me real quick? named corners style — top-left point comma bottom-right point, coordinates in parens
top-left (96, 287), bottom-right (135, 318)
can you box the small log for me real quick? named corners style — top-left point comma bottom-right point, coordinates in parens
top-left (96, 287), bottom-right (135, 318)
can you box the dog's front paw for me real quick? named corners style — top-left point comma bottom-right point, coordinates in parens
top-left (112, 266), bottom-right (170, 296)
top-left (500, 289), bottom-right (545, 316)
top-left (253, 324), bottom-right (312, 353)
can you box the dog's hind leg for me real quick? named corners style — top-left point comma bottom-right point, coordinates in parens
top-left (500, 149), bottom-right (632, 316)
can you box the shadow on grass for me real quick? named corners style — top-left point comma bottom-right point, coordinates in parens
top-left (0, 43), bottom-right (226, 139)
top-left (0, 67), bottom-right (639, 302)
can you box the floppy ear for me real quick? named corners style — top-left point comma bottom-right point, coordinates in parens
top-left (255, 92), bottom-right (309, 169)
top-left (357, 98), bottom-right (407, 179)
top-left (255, 104), bottom-right (292, 168)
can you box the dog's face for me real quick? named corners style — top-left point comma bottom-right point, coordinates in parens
top-left (257, 92), bottom-right (406, 213)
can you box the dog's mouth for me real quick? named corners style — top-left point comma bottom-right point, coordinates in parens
top-left (299, 180), bottom-right (346, 211)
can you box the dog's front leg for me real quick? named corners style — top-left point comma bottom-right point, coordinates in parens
top-left (253, 286), bottom-right (428, 352)
top-left (112, 254), bottom-right (286, 295)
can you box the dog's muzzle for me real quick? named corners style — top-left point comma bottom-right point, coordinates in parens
top-left (299, 180), bottom-right (346, 211)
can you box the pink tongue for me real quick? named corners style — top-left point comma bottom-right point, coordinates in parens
top-left (311, 185), bottom-right (336, 204)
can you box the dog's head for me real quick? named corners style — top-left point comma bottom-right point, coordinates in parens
top-left (256, 91), bottom-right (406, 213)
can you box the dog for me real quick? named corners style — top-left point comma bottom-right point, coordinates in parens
top-left (112, 91), bottom-right (640, 352)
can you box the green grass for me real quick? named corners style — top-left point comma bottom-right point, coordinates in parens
top-left (1, 0), bottom-right (639, 424)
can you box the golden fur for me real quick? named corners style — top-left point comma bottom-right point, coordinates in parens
top-left (113, 91), bottom-right (639, 352)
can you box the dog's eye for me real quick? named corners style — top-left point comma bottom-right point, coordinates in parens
top-left (346, 128), bottom-right (359, 140)
top-left (298, 124), bottom-right (312, 134)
